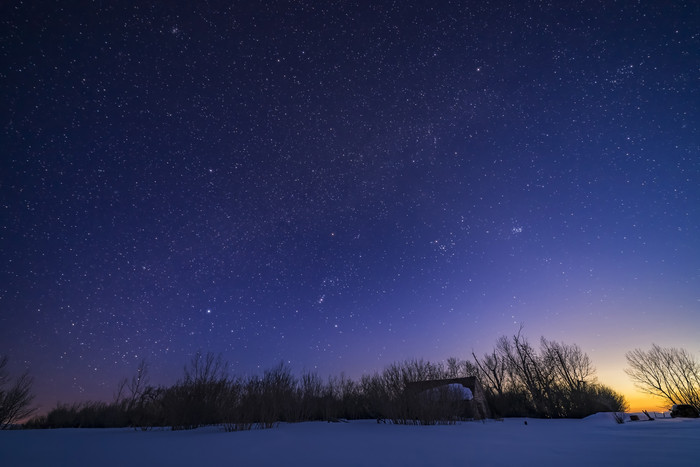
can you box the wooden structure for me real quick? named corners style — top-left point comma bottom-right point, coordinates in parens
top-left (405, 376), bottom-right (491, 420)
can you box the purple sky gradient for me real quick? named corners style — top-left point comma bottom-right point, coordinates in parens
top-left (2, 1), bottom-right (698, 412)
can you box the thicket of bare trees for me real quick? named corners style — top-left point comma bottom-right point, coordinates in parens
top-left (25, 333), bottom-right (627, 429)
top-left (0, 355), bottom-right (36, 429)
top-left (27, 356), bottom-right (480, 429)
top-left (625, 344), bottom-right (700, 409)
top-left (473, 330), bottom-right (627, 418)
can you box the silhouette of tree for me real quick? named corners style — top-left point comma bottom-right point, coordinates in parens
top-left (626, 344), bottom-right (700, 409)
top-left (0, 355), bottom-right (36, 428)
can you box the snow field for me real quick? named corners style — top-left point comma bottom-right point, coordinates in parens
top-left (1, 414), bottom-right (699, 467)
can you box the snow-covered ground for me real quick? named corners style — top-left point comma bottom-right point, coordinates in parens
top-left (1, 413), bottom-right (698, 466)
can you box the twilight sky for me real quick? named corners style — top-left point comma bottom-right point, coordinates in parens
top-left (2, 1), bottom-right (698, 412)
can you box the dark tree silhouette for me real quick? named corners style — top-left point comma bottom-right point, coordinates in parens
top-left (626, 344), bottom-right (700, 409)
top-left (473, 329), bottom-right (627, 417)
top-left (0, 355), bottom-right (36, 428)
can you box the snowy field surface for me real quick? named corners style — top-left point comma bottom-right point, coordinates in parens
top-left (1, 414), bottom-right (699, 467)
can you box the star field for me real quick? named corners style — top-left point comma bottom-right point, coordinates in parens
top-left (1, 1), bottom-right (699, 410)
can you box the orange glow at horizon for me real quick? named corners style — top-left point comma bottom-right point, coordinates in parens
top-left (625, 393), bottom-right (670, 413)
top-left (584, 356), bottom-right (676, 414)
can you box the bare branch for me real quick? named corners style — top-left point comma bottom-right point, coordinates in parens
top-left (625, 344), bottom-right (700, 409)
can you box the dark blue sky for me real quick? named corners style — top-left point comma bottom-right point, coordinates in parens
top-left (2, 1), bottom-right (698, 411)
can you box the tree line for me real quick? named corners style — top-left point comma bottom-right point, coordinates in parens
top-left (3, 333), bottom-right (699, 430)
top-left (472, 331), bottom-right (627, 418)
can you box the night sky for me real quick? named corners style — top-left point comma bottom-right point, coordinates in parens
top-left (2, 1), bottom-right (698, 412)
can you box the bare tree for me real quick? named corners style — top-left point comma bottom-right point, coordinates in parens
top-left (473, 329), bottom-right (620, 418)
top-left (446, 357), bottom-right (478, 379)
top-left (163, 352), bottom-right (231, 430)
top-left (625, 344), bottom-right (700, 409)
top-left (472, 349), bottom-right (507, 397)
top-left (184, 351), bottom-right (228, 385)
top-left (115, 359), bottom-right (150, 410)
top-left (541, 338), bottom-right (594, 393)
top-left (0, 355), bottom-right (36, 428)
top-left (496, 331), bottom-right (557, 416)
